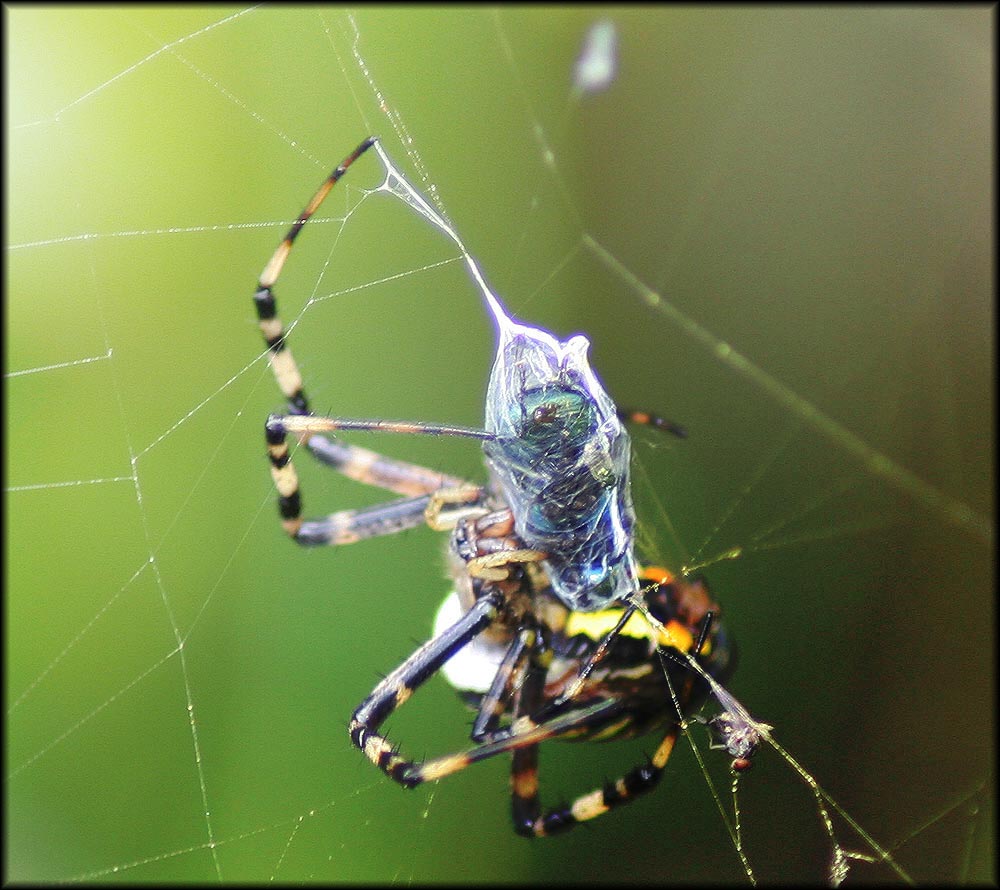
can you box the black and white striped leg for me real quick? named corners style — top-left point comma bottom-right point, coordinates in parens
top-left (348, 590), bottom-right (504, 787)
top-left (397, 699), bottom-right (627, 787)
top-left (521, 725), bottom-right (681, 836)
top-left (349, 594), bottom-right (653, 817)
top-left (392, 696), bottom-right (681, 837)
top-left (254, 136), bottom-right (378, 417)
top-left (251, 136), bottom-right (481, 540)
top-left (264, 413), bottom-right (482, 542)
top-left (506, 637), bottom-right (683, 837)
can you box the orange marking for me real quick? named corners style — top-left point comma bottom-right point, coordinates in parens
top-left (305, 179), bottom-right (335, 215)
top-left (511, 767), bottom-right (539, 799)
top-left (642, 565), bottom-right (675, 585)
top-left (659, 619), bottom-right (696, 653)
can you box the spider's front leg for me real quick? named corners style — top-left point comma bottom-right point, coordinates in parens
top-left (253, 136), bottom-right (485, 545)
top-left (264, 413), bottom-right (483, 543)
top-left (254, 137), bottom-right (377, 419)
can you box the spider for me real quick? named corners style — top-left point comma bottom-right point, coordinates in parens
top-left (253, 137), bottom-right (735, 836)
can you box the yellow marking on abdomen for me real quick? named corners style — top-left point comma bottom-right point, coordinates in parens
top-left (564, 610), bottom-right (696, 654)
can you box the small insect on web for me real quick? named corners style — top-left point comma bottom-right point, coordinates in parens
top-left (253, 135), bottom-right (742, 838)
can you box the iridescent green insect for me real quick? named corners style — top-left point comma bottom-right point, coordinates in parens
top-left (481, 296), bottom-right (639, 612)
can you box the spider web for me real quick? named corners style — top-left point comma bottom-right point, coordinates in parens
top-left (6, 6), bottom-right (994, 884)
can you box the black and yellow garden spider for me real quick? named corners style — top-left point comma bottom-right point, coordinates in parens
top-left (253, 137), bottom-right (736, 836)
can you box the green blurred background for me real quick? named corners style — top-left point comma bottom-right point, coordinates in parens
top-left (7, 6), bottom-right (993, 883)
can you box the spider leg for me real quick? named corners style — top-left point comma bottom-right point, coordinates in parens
top-left (468, 691), bottom-right (683, 837)
top-left (469, 624), bottom-right (539, 742)
top-left (294, 494), bottom-right (437, 546)
top-left (508, 639), bottom-right (547, 835)
top-left (496, 585), bottom-right (700, 836)
top-left (255, 137), bottom-right (377, 417)
top-left (306, 435), bottom-right (470, 497)
top-left (354, 603), bottom-right (683, 838)
top-left (349, 589), bottom-right (504, 786)
top-left (535, 603), bottom-right (639, 720)
top-left (503, 607), bottom-right (707, 836)
top-left (265, 414), bottom-right (485, 541)
top-left (253, 136), bottom-right (486, 539)
top-left (399, 698), bottom-right (627, 786)
top-left (618, 407), bottom-right (688, 439)
top-left (522, 724), bottom-right (682, 837)
top-left (348, 590), bottom-right (621, 794)
top-left (532, 569), bottom-right (705, 722)
top-left (487, 628), bottom-right (683, 838)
